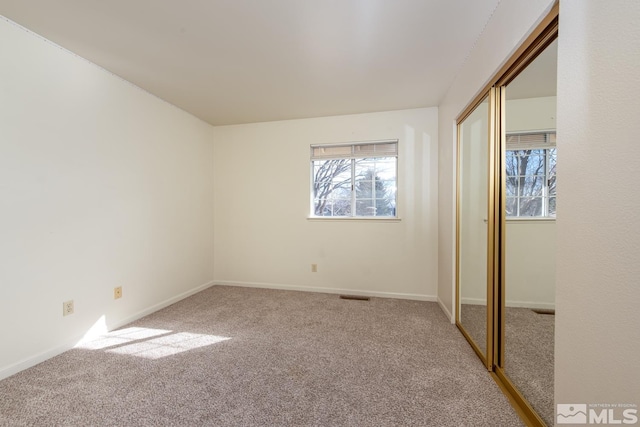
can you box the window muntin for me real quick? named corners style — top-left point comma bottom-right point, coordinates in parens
top-left (311, 141), bottom-right (397, 218)
top-left (505, 132), bottom-right (556, 218)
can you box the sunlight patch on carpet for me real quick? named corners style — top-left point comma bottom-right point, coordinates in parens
top-left (76, 327), bottom-right (231, 359)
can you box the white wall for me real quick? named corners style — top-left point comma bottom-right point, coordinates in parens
top-left (505, 220), bottom-right (555, 309)
top-left (506, 96), bottom-right (556, 132)
top-left (213, 108), bottom-right (438, 300)
top-left (555, 0), bottom-right (640, 409)
top-left (437, 0), bottom-right (556, 321)
top-left (0, 18), bottom-right (215, 379)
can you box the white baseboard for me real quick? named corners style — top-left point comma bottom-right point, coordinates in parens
top-left (504, 300), bottom-right (555, 310)
top-left (0, 336), bottom-right (80, 382)
top-left (437, 296), bottom-right (454, 324)
top-left (0, 280), bottom-right (214, 381)
top-left (461, 297), bottom-right (554, 310)
top-left (460, 297), bottom-right (488, 305)
top-left (214, 280), bottom-right (436, 302)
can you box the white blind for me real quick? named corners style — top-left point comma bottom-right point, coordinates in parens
top-left (506, 132), bottom-right (556, 150)
top-left (311, 141), bottom-right (398, 160)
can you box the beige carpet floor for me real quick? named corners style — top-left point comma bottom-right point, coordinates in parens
top-left (0, 286), bottom-right (523, 426)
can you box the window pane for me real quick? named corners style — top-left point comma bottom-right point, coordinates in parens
top-left (521, 154), bottom-right (545, 176)
top-left (506, 152), bottom-right (519, 177)
top-left (354, 157), bottom-right (396, 216)
top-left (312, 159), bottom-right (350, 197)
top-left (312, 159), bottom-right (352, 216)
top-left (356, 199), bottom-right (375, 216)
top-left (522, 175), bottom-right (545, 196)
top-left (373, 160), bottom-right (396, 180)
top-left (506, 197), bottom-right (517, 216)
top-left (333, 170), bottom-right (352, 188)
top-left (518, 197), bottom-right (543, 216)
top-left (548, 175), bottom-right (557, 196)
top-left (514, 177), bottom-right (526, 196)
top-left (506, 176), bottom-right (518, 196)
top-left (355, 159), bottom-right (376, 180)
top-left (549, 152), bottom-right (557, 175)
top-left (548, 197), bottom-right (556, 216)
top-left (314, 199), bottom-right (331, 216)
top-left (314, 198), bottom-right (351, 216)
top-left (331, 199), bottom-right (351, 216)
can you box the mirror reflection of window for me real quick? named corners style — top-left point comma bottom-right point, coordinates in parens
top-left (505, 132), bottom-right (556, 217)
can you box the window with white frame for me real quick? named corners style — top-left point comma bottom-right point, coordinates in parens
top-left (311, 141), bottom-right (398, 217)
top-left (506, 132), bottom-right (556, 218)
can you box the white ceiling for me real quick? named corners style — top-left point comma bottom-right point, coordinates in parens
top-left (0, 0), bottom-right (502, 126)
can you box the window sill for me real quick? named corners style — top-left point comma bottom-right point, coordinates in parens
top-left (307, 217), bottom-right (401, 222)
top-left (506, 217), bottom-right (556, 222)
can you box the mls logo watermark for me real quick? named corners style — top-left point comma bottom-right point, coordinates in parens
top-left (558, 403), bottom-right (638, 425)
top-left (558, 405), bottom-right (588, 424)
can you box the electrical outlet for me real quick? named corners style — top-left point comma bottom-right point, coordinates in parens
top-left (63, 300), bottom-right (74, 316)
top-left (114, 286), bottom-right (122, 299)
top-left (311, 264), bottom-right (318, 273)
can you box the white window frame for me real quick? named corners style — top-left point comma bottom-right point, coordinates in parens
top-left (309, 140), bottom-right (399, 219)
top-left (505, 131), bottom-right (556, 219)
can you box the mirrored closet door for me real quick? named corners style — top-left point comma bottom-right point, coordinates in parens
top-left (499, 38), bottom-right (557, 427)
top-left (455, 5), bottom-right (558, 426)
top-left (457, 95), bottom-right (491, 366)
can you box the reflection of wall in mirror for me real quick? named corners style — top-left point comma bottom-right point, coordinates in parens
top-left (459, 101), bottom-right (489, 304)
top-left (506, 96), bottom-right (556, 133)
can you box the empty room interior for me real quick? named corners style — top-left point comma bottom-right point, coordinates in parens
top-left (1, 1), bottom-right (639, 426)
